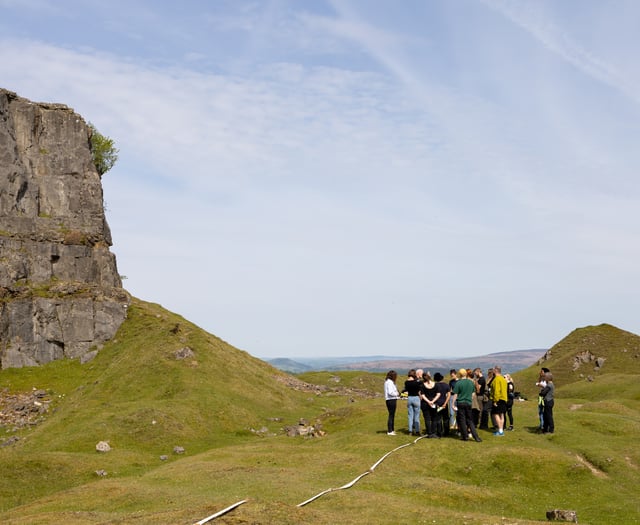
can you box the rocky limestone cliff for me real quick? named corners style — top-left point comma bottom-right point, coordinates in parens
top-left (0, 88), bottom-right (129, 368)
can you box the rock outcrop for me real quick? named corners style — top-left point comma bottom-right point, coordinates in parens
top-left (0, 88), bottom-right (129, 368)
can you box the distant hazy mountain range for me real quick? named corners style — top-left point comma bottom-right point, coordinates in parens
top-left (266, 348), bottom-right (546, 374)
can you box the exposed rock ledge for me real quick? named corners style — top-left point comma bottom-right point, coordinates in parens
top-left (0, 88), bottom-right (129, 368)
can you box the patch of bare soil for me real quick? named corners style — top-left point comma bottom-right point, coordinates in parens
top-left (574, 454), bottom-right (608, 478)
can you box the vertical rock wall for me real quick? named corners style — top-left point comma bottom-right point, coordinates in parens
top-left (0, 88), bottom-right (129, 368)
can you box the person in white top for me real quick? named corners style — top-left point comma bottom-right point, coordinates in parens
top-left (384, 370), bottom-right (401, 435)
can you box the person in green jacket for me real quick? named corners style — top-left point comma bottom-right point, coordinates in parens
top-left (452, 368), bottom-right (482, 442)
top-left (490, 365), bottom-right (508, 436)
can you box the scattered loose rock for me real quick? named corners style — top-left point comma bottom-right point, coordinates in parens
top-left (174, 346), bottom-right (195, 360)
top-left (0, 436), bottom-right (20, 447)
top-left (96, 441), bottom-right (111, 453)
top-left (283, 419), bottom-right (326, 438)
top-left (0, 388), bottom-right (52, 431)
top-left (250, 426), bottom-right (272, 436)
top-left (273, 375), bottom-right (377, 399)
top-left (546, 509), bottom-right (578, 522)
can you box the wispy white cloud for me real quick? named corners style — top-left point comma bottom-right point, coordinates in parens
top-left (482, 0), bottom-right (640, 106)
top-left (1, 1), bottom-right (639, 357)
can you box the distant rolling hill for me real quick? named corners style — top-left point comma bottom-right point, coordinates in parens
top-left (267, 348), bottom-right (545, 374)
top-left (266, 357), bottom-right (314, 373)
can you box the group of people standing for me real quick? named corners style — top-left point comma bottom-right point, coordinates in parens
top-left (396, 368), bottom-right (450, 437)
top-left (384, 365), bottom-right (527, 440)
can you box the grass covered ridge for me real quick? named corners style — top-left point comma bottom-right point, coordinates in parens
top-left (1, 302), bottom-right (639, 524)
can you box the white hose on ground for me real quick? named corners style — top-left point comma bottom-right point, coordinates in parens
top-left (194, 499), bottom-right (248, 524)
top-left (194, 434), bottom-right (428, 517)
top-left (297, 434), bottom-right (425, 507)
top-left (369, 442), bottom-right (412, 471)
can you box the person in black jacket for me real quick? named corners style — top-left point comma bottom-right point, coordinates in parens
top-left (419, 372), bottom-right (441, 437)
top-left (434, 372), bottom-right (450, 436)
top-left (505, 373), bottom-right (515, 430)
top-left (539, 372), bottom-right (555, 434)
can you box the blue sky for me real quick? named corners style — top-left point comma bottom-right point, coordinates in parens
top-left (1, 0), bottom-right (639, 359)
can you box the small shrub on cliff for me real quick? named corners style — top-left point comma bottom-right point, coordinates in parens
top-left (88, 123), bottom-right (118, 175)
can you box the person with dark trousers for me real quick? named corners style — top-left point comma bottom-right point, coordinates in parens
top-left (384, 370), bottom-right (400, 435)
top-left (479, 367), bottom-right (493, 429)
top-left (452, 368), bottom-right (482, 442)
top-left (473, 368), bottom-right (486, 426)
top-left (416, 369), bottom-right (429, 434)
top-left (536, 367), bottom-right (550, 430)
top-left (505, 373), bottom-right (515, 430)
top-left (539, 372), bottom-right (555, 434)
top-left (434, 372), bottom-right (450, 436)
top-left (419, 372), bottom-right (441, 437)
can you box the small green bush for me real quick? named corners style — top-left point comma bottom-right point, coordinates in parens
top-left (88, 122), bottom-right (118, 175)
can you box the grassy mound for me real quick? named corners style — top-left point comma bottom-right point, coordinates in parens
top-left (1, 304), bottom-right (639, 524)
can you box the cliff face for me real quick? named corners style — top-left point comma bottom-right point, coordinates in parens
top-left (0, 88), bottom-right (129, 368)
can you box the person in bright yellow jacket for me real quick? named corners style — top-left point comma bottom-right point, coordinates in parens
top-left (490, 366), bottom-right (508, 436)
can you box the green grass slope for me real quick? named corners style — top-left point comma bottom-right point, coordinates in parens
top-left (1, 309), bottom-right (639, 524)
top-left (514, 323), bottom-right (640, 399)
top-left (0, 299), bottom-right (323, 513)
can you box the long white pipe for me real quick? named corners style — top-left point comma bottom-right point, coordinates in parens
top-left (297, 434), bottom-right (425, 507)
top-left (194, 434), bottom-right (428, 518)
top-left (194, 499), bottom-right (248, 524)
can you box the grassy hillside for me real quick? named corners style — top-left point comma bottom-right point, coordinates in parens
top-left (514, 323), bottom-right (640, 400)
top-left (1, 306), bottom-right (639, 524)
top-left (0, 299), bottom-right (325, 512)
